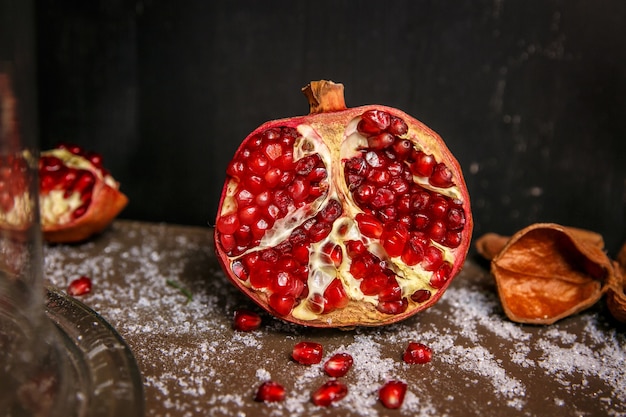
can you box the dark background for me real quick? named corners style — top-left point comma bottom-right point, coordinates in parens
top-left (33, 0), bottom-right (626, 256)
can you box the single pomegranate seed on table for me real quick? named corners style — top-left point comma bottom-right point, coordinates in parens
top-left (379, 380), bottom-right (408, 409)
top-left (292, 341), bottom-right (323, 365)
top-left (403, 342), bottom-right (433, 364)
top-left (323, 353), bottom-right (354, 378)
top-left (311, 380), bottom-right (348, 407)
top-left (232, 309), bottom-right (261, 331)
top-left (214, 80), bottom-right (473, 328)
top-left (67, 276), bottom-right (92, 296)
top-left (254, 380), bottom-right (286, 402)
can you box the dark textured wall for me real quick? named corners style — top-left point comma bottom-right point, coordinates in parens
top-left (35, 0), bottom-right (626, 255)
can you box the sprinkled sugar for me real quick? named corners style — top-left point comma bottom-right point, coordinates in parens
top-left (43, 221), bottom-right (626, 417)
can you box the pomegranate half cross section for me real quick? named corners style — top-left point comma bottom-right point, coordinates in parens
top-left (214, 80), bottom-right (472, 327)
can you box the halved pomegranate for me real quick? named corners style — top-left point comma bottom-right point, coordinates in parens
top-left (214, 80), bottom-right (472, 327)
top-left (39, 144), bottom-right (128, 243)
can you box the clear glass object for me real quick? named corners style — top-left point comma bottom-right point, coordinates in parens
top-left (1, 1), bottom-right (143, 416)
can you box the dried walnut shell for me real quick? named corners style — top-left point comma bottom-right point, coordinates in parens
top-left (477, 223), bottom-right (615, 325)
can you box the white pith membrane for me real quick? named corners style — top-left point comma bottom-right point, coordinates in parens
top-left (39, 148), bottom-right (118, 227)
top-left (220, 115), bottom-right (465, 324)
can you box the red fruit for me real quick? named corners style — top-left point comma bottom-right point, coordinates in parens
top-left (311, 380), bottom-right (348, 407)
top-left (39, 143), bottom-right (128, 243)
top-left (379, 380), bottom-right (408, 409)
top-left (292, 341), bottom-right (323, 365)
top-left (254, 381), bottom-right (286, 402)
top-left (214, 80), bottom-right (473, 327)
top-left (67, 276), bottom-right (92, 296)
top-left (233, 309), bottom-right (262, 331)
top-left (323, 353), bottom-right (354, 377)
top-left (403, 342), bottom-right (432, 364)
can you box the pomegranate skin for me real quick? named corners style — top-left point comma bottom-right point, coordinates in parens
top-left (214, 81), bottom-right (473, 328)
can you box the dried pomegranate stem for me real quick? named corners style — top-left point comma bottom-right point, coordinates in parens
top-left (302, 80), bottom-right (347, 114)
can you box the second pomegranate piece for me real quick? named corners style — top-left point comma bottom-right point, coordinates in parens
top-left (215, 80), bottom-right (472, 327)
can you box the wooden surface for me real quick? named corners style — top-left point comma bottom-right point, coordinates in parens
top-left (43, 221), bottom-right (626, 417)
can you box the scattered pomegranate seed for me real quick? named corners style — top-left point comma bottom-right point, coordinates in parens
top-left (233, 309), bottom-right (262, 331)
top-left (254, 380), bottom-right (286, 402)
top-left (323, 353), bottom-right (354, 378)
top-left (311, 380), bottom-right (348, 407)
top-left (292, 341), bottom-right (323, 365)
top-left (402, 342), bottom-right (432, 364)
top-left (379, 380), bottom-right (407, 409)
top-left (67, 276), bottom-right (92, 296)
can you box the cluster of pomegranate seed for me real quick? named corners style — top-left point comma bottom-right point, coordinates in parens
top-left (67, 275), bottom-right (92, 296)
top-left (217, 126), bottom-right (329, 258)
top-left (39, 144), bottom-right (109, 226)
top-left (216, 82), bottom-right (472, 327)
top-left (248, 327), bottom-right (432, 409)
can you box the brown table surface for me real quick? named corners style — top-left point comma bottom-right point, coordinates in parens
top-left (43, 220), bottom-right (626, 417)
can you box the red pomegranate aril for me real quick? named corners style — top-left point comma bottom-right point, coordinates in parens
top-left (430, 262), bottom-right (452, 289)
top-left (72, 204), bottom-right (89, 219)
top-left (370, 188), bottom-right (395, 210)
top-left (67, 276), bottom-right (92, 296)
top-left (389, 116), bottom-right (409, 136)
top-left (381, 223), bottom-right (409, 258)
top-left (411, 289), bottom-right (432, 303)
top-left (410, 151), bottom-right (436, 177)
top-left (349, 254), bottom-right (374, 279)
top-left (429, 163), bottom-right (454, 188)
top-left (214, 81), bottom-right (472, 328)
top-left (422, 246), bottom-right (444, 271)
top-left (354, 184), bottom-right (375, 204)
top-left (319, 199), bottom-right (343, 222)
top-left (360, 272), bottom-right (388, 296)
top-left (307, 166), bottom-right (327, 182)
top-left (311, 380), bottom-right (348, 407)
top-left (295, 154), bottom-right (321, 176)
top-left (323, 353), bottom-right (354, 377)
top-left (248, 152), bottom-right (269, 176)
top-left (263, 167), bottom-right (283, 188)
top-left (308, 221), bottom-right (332, 242)
top-left (403, 342), bottom-right (432, 364)
top-left (236, 189), bottom-right (255, 207)
top-left (292, 341), bottom-right (323, 365)
top-left (379, 380), bottom-right (407, 409)
top-left (367, 132), bottom-right (395, 150)
top-left (377, 298), bottom-right (408, 315)
top-left (262, 141), bottom-right (283, 161)
top-left (446, 207), bottom-right (466, 230)
top-left (231, 260), bottom-right (248, 281)
top-left (323, 243), bottom-right (343, 267)
top-left (250, 218), bottom-right (270, 240)
top-left (233, 309), bottom-right (262, 331)
top-left (358, 109), bottom-right (390, 135)
top-left (355, 213), bottom-right (383, 238)
top-left (444, 230), bottom-right (463, 248)
top-left (255, 381), bottom-right (286, 403)
top-left (323, 279), bottom-right (349, 312)
top-left (238, 205), bottom-right (261, 226)
top-left (269, 293), bottom-right (296, 316)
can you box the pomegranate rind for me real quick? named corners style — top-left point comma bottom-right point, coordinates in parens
top-left (40, 148), bottom-right (128, 243)
top-left (42, 182), bottom-right (128, 243)
top-left (215, 84), bottom-right (473, 328)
